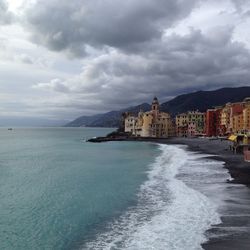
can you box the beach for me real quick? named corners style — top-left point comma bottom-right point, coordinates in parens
top-left (163, 137), bottom-right (250, 250)
top-left (89, 134), bottom-right (250, 249)
top-left (165, 137), bottom-right (250, 185)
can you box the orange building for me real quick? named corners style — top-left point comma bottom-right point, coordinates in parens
top-left (243, 98), bottom-right (250, 132)
top-left (230, 103), bottom-right (244, 133)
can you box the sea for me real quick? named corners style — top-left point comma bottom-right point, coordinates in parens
top-left (0, 127), bottom-right (247, 250)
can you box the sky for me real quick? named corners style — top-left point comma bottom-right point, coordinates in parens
top-left (1, 0), bottom-right (250, 126)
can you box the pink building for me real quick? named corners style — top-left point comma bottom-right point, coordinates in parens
top-left (188, 122), bottom-right (196, 137)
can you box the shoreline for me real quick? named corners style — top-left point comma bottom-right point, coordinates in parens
top-left (146, 137), bottom-right (250, 250)
top-left (156, 138), bottom-right (250, 250)
top-left (89, 136), bottom-right (250, 249)
top-left (160, 137), bottom-right (250, 186)
top-left (138, 137), bottom-right (250, 250)
top-left (89, 136), bottom-right (250, 185)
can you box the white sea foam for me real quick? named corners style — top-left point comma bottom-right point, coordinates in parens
top-left (84, 144), bottom-right (223, 250)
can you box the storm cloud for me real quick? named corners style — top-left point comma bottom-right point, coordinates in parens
top-left (0, 0), bottom-right (12, 24)
top-left (25, 0), bottom-right (199, 56)
top-left (1, 0), bottom-right (250, 123)
top-left (34, 25), bottom-right (250, 104)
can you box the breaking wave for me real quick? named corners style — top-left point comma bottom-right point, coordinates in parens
top-left (83, 144), bottom-right (222, 250)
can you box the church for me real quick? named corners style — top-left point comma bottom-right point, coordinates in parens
top-left (124, 97), bottom-right (175, 138)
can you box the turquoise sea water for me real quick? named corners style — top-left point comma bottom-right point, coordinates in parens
top-left (0, 128), bottom-right (159, 250)
top-left (1, 127), bottom-right (236, 250)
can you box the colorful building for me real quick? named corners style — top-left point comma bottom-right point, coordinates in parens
top-left (126, 96), bottom-right (250, 138)
top-left (124, 97), bottom-right (175, 138)
top-left (205, 108), bottom-right (222, 137)
top-left (220, 103), bottom-right (231, 134)
top-left (188, 111), bottom-right (205, 135)
top-left (176, 111), bottom-right (205, 137)
top-left (175, 113), bottom-right (188, 137)
top-left (229, 103), bottom-right (244, 133)
top-left (188, 122), bottom-right (196, 137)
top-left (242, 98), bottom-right (250, 132)
top-left (205, 98), bottom-right (250, 137)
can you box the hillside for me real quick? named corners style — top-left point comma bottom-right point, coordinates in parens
top-left (65, 86), bottom-right (250, 127)
top-left (160, 86), bottom-right (250, 114)
top-left (65, 103), bottom-right (151, 127)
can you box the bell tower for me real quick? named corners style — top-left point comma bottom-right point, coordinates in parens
top-left (151, 96), bottom-right (159, 119)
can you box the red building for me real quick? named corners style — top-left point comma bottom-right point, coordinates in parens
top-left (206, 108), bottom-right (222, 137)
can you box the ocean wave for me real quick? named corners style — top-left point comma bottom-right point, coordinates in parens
top-left (83, 144), bottom-right (221, 250)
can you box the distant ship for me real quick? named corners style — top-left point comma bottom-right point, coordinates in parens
top-left (8, 128), bottom-right (13, 131)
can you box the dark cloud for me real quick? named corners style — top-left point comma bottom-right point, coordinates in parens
top-left (230, 0), bottom-right (250, 12)
top-left (25, 0), bottom-right (199, 56)
top-left (34, 26), bottom-right (250, 114)
top-left (6, 0), bottom-right (250, 120)
top-left (0, 0), bottom-right (12, 24)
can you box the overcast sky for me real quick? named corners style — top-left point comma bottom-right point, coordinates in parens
top-left (1, 0), bottom-right (250, 125)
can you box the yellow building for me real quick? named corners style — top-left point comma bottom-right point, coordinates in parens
top-left (232, 112), bottom-right (244, 133)
top-left (175, 113), bottom-right (188, 137)
top-left (176, 113), bottom-right (188, 127)
top-left (220, 103), bottom-right (231, 133)
top-left (243, 108), bottom-right (250, 131)
top-left (124, 97), bottom-right (175, 138)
